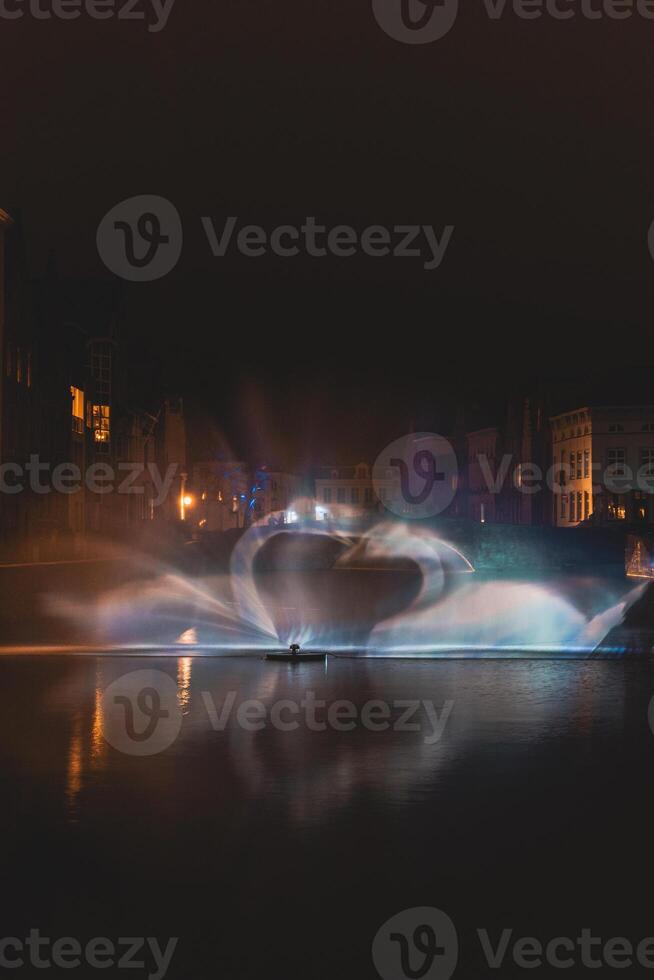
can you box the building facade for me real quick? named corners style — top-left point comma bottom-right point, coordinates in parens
top-left (0, 209), bottom-right (40, 553)
top-left (189, 460), bottom-right (251, 531)
top-left (315, 462), bottom-right (396, 520)
top-left (551, 405), bottom-right (654, 527)
top-left (465, 427), bottom-right (500, 524)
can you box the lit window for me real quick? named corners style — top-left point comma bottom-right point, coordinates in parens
top-left (92, 404), bottom-right (110, 443)
top-left (607, 497), bottom-right (627, 521)
top-left (583, 450), bottom-right (590, 479)
top-left (71, 387), bottom-right (85, 435)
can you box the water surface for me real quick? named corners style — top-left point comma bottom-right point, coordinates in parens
top-left (2, 655), bottom-right (653, 978)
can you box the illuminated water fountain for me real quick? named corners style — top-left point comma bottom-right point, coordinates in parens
top-left (45, 501), bottom-right (650, 658)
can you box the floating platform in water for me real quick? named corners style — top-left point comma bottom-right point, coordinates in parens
top-left (266, 644), bottom-right (327, 663)
top-left (266, 651), bottom-right (327, 662)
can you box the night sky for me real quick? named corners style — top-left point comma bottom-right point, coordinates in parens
top-left (3, 0), bottom-right (654, 465)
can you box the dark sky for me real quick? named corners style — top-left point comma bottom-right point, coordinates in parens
top-left (3, 0), bottom-right (654, 464)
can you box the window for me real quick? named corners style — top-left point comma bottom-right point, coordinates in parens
top-left (323, 488), bottom-right (332, 503)
top-left (560, 495), bottom-right (567, 520)
top-left (569, 493), bottom-right (576, 522)
top-left (569, 453), bottom-right (575, 481)
top-left (576, 452), bottom-right (582, 480)
top-left (364, 487), bottom-right (372, 504)
top-left (643, 424), bottom-right (654, 433)
top-left (635, 492), bottom-right (648, 521)
top-left (577, 492), bottom-right (582, 521)
top-left (91, 344), bottom-right (112, 400)
top-left (71, 386), bottom-right (84, 435)
top-left (607, 496), bottom-right (627, 521)
top-left (607, 448), bottom-right (626, 474)
top-left (583, 449), bottom-right (590, 479)
top-left (584, 491), bottom-right (590, 520)
top-left (337, 488), bottom-right (345, 503)
top-left (351, 488), bottom-right (359, 504)
top-left (641, 448), bottom-right (654, 475)
top-left (16, 348), bottom-right (22, 384)
top-left (609, 424), bottom-right (624, 433)
top-left (92, 404), bottom-right (110, 444)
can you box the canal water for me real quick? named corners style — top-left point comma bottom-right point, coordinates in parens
top-left (2, 653), bottom-right (654, 978)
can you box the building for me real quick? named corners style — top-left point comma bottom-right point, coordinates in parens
top-left (189, 459), bottom-right (251, 531)
top-left (155, 398), bottom-right (187, 524)
top-left (315, 462), bottom-right (396, 520)
top-left (460, 394), bottom-right (553, 526)
top-left (249, 468), bottom-right (304, 524)
top-left (465, 427), bottom-right (500, 524)
top-left (0, 209), bottom-right (40, 554)
top-left (551, 405), bottom-right (654, 527)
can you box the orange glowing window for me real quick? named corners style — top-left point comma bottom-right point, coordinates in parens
top-left (71, 387), bottom-right (85, 435)
top-left (92, 404), bottom-right (110, 442)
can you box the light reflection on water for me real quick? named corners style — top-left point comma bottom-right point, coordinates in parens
top-left (4, 654), bottom-right (654, 979)
top-left (42, 654), bottom-right (641, 828)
